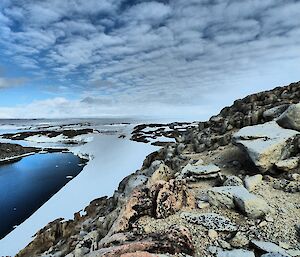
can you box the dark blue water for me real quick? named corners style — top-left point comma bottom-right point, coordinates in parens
top-left (0, 153), bottom-right (85, 239)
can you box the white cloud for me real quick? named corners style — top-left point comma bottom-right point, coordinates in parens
top-left (0, 0), bottom-right (299, 118)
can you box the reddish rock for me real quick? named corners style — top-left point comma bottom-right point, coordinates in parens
top-left (90, 225), bottom-right (194, 257)
top-left (108, 179), bottom-right (194, 235)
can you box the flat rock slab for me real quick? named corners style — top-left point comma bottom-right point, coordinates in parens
top-left (261, 254), bottom-right (291, 257)
top-left (277, 103), bottom-right (300, 131)
top-left (233, 121), bottom-right (299, 172)
top-left (181, 163), bottom-right (220, 179)
top-left (251, 240), bottom-right (289, 256)
top-left (180, 212), bottom-right (237, 231)
top-left (207, 186), bottom-right (269, 218)
top-left (217, 249), bottom-right (255, 257)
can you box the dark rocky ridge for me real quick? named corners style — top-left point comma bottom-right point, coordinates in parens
top-left (2, 128), bottom-right (94, 141)
top-left (0, 143), bottom-right (38, 161)
top-left (15, 81), bottom-right (300, 257)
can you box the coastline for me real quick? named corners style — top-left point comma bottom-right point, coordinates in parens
top-left (0, 132), bottom-right (158, 256)
top-left (1, 81), bottom-right (300, 257)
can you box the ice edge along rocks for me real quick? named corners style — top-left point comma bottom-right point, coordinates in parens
top-left (15, 81), bottom-right (300, 257)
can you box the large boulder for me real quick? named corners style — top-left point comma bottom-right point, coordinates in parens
top-left (277, 103), bottom-right (300, 131)
top-left (233, 121), bottom-right (299, 172)
top-left (207, 186), bottom-right (270, 218)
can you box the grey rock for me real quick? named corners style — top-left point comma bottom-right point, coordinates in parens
top-left (275, 157), bottom-right (299, 172)
top-left (287, 249), bottom-right (300, 257)
top-left (217, 249), bottom-right (255, 257)
top-left (197, 200), bottom-right (210, 209)
top-left (207, 186), bottom-right (246, 209)
top-left (251, 240), bottom-right (289, 255)
top-left (207, 186), bottom-right (269, 218)
top-left (223, 176), bottom-right (244, 187)
top-left (234, 190), bottom-right (270, 218)
top-left (181, 163), bottom-right (220, 180)
top-left (261, 254), bottom-right (290, 257)
top-left (73, 247), bottom-right (90, 257)
top-left (233, 121), bottom-right (299, 172)
top-left (277, 103), bottom-right (300, 131)
top-left (180, 212), bottom-right (237, 232)
top-left (244, 175), bottom-right (263, 191)
top-left (123, 174), bottom-right (148, 196)
top-left (218, 239), bottom-right (232, 250)
top-left (263, 104), bottom-right (290, 121)
top-left (229, 232), bottom-right (249, 248)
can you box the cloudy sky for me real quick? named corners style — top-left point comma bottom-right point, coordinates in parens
top-left (0, 0), bottom-right (299, 120)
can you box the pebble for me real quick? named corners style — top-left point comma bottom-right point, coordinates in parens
top-left (259, 221), bottom-right (268, 227)
top-left (278, 242), bottom-right (290, 250)
top-left (265, 215), bottom-right (274, 222)
top-left (218, 239), bottom-right (232, 250)
top-left (198, 200), bottom-right (210, 209)
top-left (208, 229), bottom-right (218, 240)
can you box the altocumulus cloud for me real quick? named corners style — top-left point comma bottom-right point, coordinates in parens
top-left (0, 0), bottom-right (300, 118)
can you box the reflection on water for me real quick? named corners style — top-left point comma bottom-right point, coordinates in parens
top-left (0, 152), bottom-right (85, 239)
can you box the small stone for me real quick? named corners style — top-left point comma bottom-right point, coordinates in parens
top-left (197, 200), bottom-right (210, 209)
top-left (218, 239), bottom-right (232, 250)
top-left (73, 247), bottom-right (89, 257)
top-left (229, 232), bottom-right (249, 248)
top-left (265, 215), bottom-right (274, 222)
top-left (295, 224), bottom-right (300, 236)
top-left (208, 246), bottom-right (221, 254)
top-left (275, 157), bottom-right (299, 172)
top-left (278, 242), bottom-right (290, 250)
top-left (244, 175), bottom-right (263, 192)
top-left (223, 176), bottom-right (244, 187)
top-left (259, 221), bottom-right (268, 227)
top-left (208, 229), bottom-right (218, 240)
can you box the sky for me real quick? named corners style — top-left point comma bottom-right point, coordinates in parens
top-left (0, 0), bottom-right (299, 120)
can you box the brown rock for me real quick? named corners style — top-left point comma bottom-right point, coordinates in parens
top-left (90, 226), bottom-right (194, 257)
top-left (108, 180), bottom-right (194, 235)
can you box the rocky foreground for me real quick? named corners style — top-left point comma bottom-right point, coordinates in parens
top-left (16, 82), bottom-right (300, 257)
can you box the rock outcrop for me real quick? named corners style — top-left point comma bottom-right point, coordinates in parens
top-left (15, 81), bottom-right (300, 257)
top-left (232, 122), bottom-right (299, 172)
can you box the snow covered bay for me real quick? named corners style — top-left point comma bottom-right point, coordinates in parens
top-left (0, 133), bottom-right (158, 256)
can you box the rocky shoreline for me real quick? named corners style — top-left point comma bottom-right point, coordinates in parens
top-left (12, 82), bottom-right (300, 257)
top-left (0, 143), bottom-right (38, 162)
